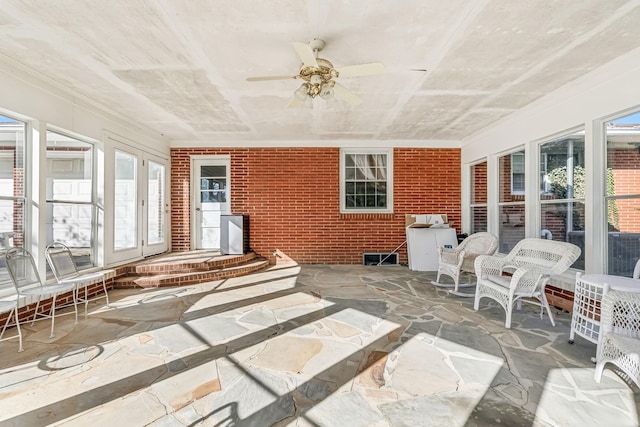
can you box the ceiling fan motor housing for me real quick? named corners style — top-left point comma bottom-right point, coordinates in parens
top-left (299, 58), bottom-right (338, 82)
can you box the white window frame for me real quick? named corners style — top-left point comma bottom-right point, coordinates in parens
top-left (340, 148), bottom-right (393, 214)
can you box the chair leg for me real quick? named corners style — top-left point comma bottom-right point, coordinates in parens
top-left (32, 296), bottom-right (42, 326)
top-left (102, 277), bottom-right (110, 307)
top-left (49, 294), bottom-right (57, 339)
top-left (15, 309), bottom-right (23, 352)
top-left (1, 308), bottom-right (23, 352)
top-left (540, 292), bottom-right (556, 327)
top-left (568, 326), bottom-right (575, 344)
top-left (451, 272), bottom-right (460, 293)
top-left (0, 310), bottom-right (10, 339)
top-left (594, 360), bottom-right (606, 383)
top-left (73, 287), bottom-right (79, 325)
top-left (505, 306), bottom-right (513, 329)
top-left (473, 292), bottom-right (481, 311)
top-left (83, 284), bottom-right (89, 318)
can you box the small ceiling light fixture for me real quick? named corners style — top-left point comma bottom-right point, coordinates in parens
top-left (294, 39), bottom-right (339, 103)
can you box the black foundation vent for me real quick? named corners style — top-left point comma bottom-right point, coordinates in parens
top-left (363, 252), bottom-right (398, 266)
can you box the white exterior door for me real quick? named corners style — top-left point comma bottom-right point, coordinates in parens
top-left (192, 156), bottom-right (230, 250)
top-left (107, 139), bottom-right (169, 265)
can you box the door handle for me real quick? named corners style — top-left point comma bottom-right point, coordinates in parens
top-left (196, 207), bottom-right (201, 211)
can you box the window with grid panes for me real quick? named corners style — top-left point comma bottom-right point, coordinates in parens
top-left (341, 149), bottom-right (392, 213)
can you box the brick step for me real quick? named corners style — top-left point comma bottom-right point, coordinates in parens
top-left (114, 258), bottom-right (270, 289)
top-left (133, 252), bottom-right (257, 275)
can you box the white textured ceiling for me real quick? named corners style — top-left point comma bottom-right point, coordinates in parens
top-left (1, 0), bottom-right (639, 144)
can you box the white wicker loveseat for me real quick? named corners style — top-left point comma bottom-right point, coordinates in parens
top-left (473, 238), bottom-right (581, 328)
top-left (594, 290), bottom-right (640, 388)
top-left (432, 232), bottom-right (498, 296)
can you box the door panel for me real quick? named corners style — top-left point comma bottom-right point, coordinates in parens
top-left (114, 150), bottom-right (138, 251)
top-left (143, 158), bottom-right (168, 256)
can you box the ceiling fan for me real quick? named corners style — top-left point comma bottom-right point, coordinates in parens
top-left (246, 38), bottom-right (384, 107)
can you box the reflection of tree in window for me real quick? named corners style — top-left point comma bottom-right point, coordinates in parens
top-left (605, 115), bottom-right (640, 276)
top-left (539, 134), bottom-right (586, 271)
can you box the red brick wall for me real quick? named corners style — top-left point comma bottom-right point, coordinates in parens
top-left (499, 154), bottom-right (525, 204)
top-left (170, 147), bottom-right (462, 264)
top-left (546, 285), bottom-right (574, 313)
top-left (471, 162), bottom-right (487, 203)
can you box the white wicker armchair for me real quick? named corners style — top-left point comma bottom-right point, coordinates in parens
top-left (473, 238), bottom-right (581, 329)
top-left (594, 290), bottom-right (640, 388)
top-left (432, 232), bottom-right (498, 296)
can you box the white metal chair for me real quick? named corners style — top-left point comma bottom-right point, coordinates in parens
top-left (432, 232), bottom-right (498, 296)
top-left (0, 298), bottom-right (22, 352)
top-left (5, 247), bottom-right (78, 338)
top-left (0, 234), bottom-right (21, 351)
top-left (473, 238), bottom-right (581, 328)
top-left (45, 242), bottom-right (109, 318)
top-left (633, 258), bottom-right (640, 280)
top-left (594, 290), bottom-right (640, 388)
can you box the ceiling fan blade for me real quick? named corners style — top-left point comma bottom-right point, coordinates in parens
top-left (246, 75), bottom-right (298, 82)
top-left (287, 97), bottom-right (303, 108)
top-left (333, 82), bottom-right (362, 106)
top-left (292, 42), bottom-right (318, 68)
top-left (335, 62), bottom-right (385, 78)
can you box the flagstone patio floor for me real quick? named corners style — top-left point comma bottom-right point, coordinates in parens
top-left (0, 262), bottom-right (638, 426)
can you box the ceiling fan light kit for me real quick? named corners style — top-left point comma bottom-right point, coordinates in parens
top-left (247, 39), bottom-right (384, 107)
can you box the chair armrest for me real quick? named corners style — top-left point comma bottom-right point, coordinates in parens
top-left (474, 254), bottom-right (506, 278)
top-left (509, 267), bottom-right (545, 295)
top-left (439, 247), bottom-right (465, 266)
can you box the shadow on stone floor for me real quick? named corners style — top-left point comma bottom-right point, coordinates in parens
top-left (6, 287), bottom-right (394, 425)
top-left (1, 263), bottom-right (638, 426)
